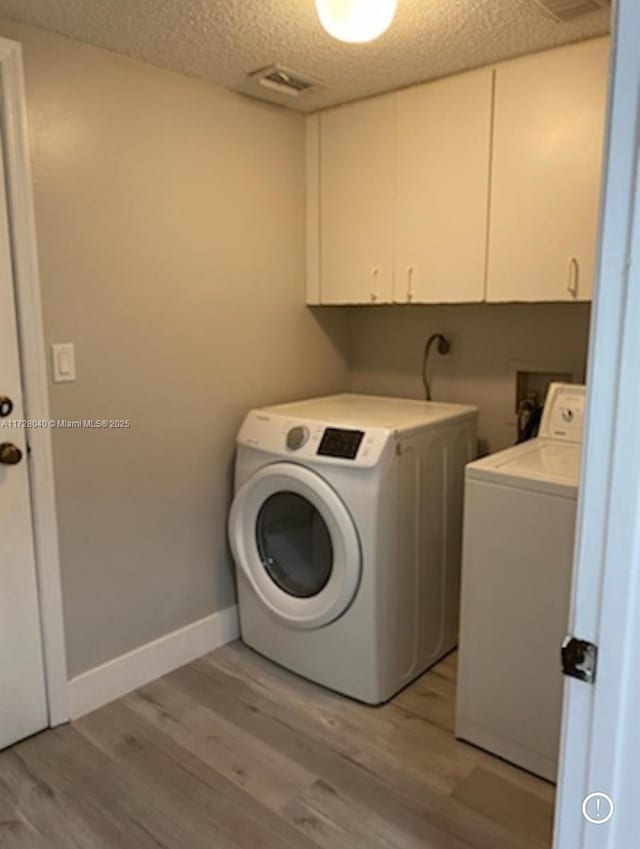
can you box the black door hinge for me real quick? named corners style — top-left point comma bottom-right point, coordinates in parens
top-left (561, 636), bottom-right (598, 684)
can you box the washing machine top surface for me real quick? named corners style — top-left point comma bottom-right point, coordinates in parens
top-left (241, 394), bottom-right (477, 469)
top-left (262, 393), bottom-right (478, 433)
top-left (467, 383), bottom-right (585, 497)
top-left (468, 439), bottom-right (582, 497)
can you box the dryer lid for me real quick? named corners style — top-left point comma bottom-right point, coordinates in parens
top-left (260, 394), bottom-right (478, 435)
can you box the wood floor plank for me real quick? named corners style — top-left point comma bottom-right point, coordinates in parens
top-left (452, 767), bottom-right (554, 847)
top-left (200, 646), bottom-right (476, 794)
top-left (0, 643), bottom-right (554, 849)
top-left (0, 754), bottom-right (107, 849)
top-left (173, 657), bottom-right (542, 849)
top-left (5, 728), bottom-right (174, 849)
top-left (124, 677), bottom-right (316, 811)
top-left (283, 777), bottom-right (460, 849)
top-left (75, 697), bottom-right (323, 849)
top-left (392, 659), bottom-right (458, 733)
top-left (209, 644), bottom-right (554, 829)
top-left (0, 778), bottom-right (56, 849)
top-left (202, 644), bottom-right (553, 822)
top-left (212, 644), bottom-right (553, 809)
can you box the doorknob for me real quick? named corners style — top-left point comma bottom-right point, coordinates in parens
top-left (0, 443), bottom-right (23, 465)
top-left (0, 397), bottom-right (13, 417)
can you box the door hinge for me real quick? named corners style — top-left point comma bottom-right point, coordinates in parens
top-left (561, 636), bottom-right (598, 684)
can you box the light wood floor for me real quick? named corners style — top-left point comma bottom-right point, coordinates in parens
top-left (0, 643), bottom-right (555, 849)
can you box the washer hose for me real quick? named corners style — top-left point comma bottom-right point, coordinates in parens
top-left (422, 333), bottom-right (451, 401)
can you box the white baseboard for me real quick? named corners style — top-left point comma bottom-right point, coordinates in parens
top-left (68, 605), bottom-right (239, 720)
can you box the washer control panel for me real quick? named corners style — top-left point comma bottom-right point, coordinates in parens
top-left (540, 382), bottom-right (586, 443)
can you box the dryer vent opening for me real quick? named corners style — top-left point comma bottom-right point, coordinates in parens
top-left (531, 0), bottom-right (610, 20)
top-left (247, 65), bottom-right (321, 98)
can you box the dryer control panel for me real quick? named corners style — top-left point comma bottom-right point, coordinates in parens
top-left (317, 428), bottom-right (365, 460)
top-left (237, 412), bottom-right (392, 468)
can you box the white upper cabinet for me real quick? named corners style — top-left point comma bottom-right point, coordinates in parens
top-left (486, 38), bottom-right (609, 303)
top-left (314, 95), bottom-right (396, 305)
top-left (395, 68), bottom-right (493, 304)
top-left (306, 37), bottom-right (609, 306)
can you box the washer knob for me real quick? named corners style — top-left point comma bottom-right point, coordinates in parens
top-left (286, 426), bottom-right (309, 451)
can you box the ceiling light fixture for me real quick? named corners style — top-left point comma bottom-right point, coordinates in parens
top-left (315, 0), bottom-right (398, 44)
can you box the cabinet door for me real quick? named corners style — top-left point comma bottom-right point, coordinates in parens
top-left (395, 68), bottom-right (493, 304)
top-left (487, 38), bottom-right (609, 303)
top-left (318, 96), bottom-right (395, 304)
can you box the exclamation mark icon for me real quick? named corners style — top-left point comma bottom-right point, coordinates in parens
top-left (582, 792), bottom-right (614, 825)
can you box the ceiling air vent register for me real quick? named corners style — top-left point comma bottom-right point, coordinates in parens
top-left (247, 66), bottom-right (320, 98)
top-left (531, 0), bottom-right (610, 21)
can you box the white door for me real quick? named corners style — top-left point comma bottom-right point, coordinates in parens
top-left (0, 131), bottom-right (48, 749)
top-left (553, 2), bottom-right (640, 846)
top-left (487, 38), bottom-right (609, 303)
top-left (229, 463), bottom-right (361, 629)
top-left (395, 67), bottom-right (493, 304)
top-left (318, 95), bottom-right (395, 305)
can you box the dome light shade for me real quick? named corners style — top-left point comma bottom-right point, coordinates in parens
top-left (315, 0), bottom-right (398, 44)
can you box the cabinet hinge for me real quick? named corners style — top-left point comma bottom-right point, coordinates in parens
top-left (561, 635), bottom-right (598, 684)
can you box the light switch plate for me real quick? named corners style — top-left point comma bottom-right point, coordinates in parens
top-left (52, 343), bottom-right (76, 383)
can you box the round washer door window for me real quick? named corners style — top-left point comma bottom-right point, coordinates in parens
top-left (256, 492), bottom-right (333, 598)
top-left (229, 463), bottom-right (361, 629)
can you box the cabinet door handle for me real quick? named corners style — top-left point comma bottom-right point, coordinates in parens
top-left (568, 258), bottom-right (579, 299)
top-left (371, 267), bottom-right (380, 303)
top-left (407, 266), bottom-right (414, 302)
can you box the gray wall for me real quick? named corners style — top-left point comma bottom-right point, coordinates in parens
top-left (0, 19), bottom-right (350, 677)
top-left (350, 303), bottom-right (591, 454)
top-left (1, 18), bottom-right (593, 679)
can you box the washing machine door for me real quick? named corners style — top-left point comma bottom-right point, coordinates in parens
top-left (229, 462), bottom-right (361, 629)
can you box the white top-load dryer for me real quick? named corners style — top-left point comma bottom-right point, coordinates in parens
top-left (229, 394), bottom-right (477, 704)
top-left (456, 383), bottom-right (585, 781)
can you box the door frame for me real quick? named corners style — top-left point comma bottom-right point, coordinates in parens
top-left (0, 38), bottom-right (68, 725)
top-left (553, 1), bottom-right (640, 846)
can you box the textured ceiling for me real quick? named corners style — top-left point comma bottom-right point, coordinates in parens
top-left (0, 0), bottom-right (610, 111)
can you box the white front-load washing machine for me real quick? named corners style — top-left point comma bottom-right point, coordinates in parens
top-left (456, 383), bottom-right (586, 781)
top-left (228, 393), bottom-right (478, 704)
